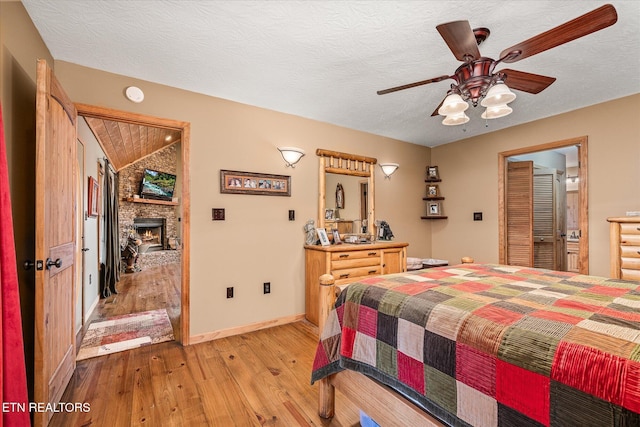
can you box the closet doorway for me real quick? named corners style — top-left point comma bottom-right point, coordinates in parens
top-left (498, 136), bottom-right (589, 274)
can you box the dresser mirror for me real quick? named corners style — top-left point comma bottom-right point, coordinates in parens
top-left (316, 149), bottom-right (376, 240)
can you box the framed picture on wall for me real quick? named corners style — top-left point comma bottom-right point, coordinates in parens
top-left (427, 201), bottom-right (442, 217)
top-left (88, 176), bottom-right (99, 217)
top-left (426, 184), bottom-right (440, 198)
top-left (220, 170), bottom-right (291, 196)
top-left (426, 166), bottom-right (440, 181)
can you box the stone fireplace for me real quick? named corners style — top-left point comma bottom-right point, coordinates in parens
top-left (118, 144), bottom-right (181, 271)
top-left (134, 217), bottom-right (166, 252)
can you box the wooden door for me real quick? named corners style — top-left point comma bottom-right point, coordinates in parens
top-left (34, 59), bottom-right (77, 427)
top-left (505, 161), bottom-right (534, 267)
top-left (533, 168), bottom-right (556, 269)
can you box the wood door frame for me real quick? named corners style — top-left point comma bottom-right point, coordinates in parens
top-left (76, 103), bottom-right (191, 344)
top-left (499, 136), bottom-right (589, 274)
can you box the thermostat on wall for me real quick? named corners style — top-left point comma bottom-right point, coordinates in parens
top-left (125, 86), bottom-right (144, 103)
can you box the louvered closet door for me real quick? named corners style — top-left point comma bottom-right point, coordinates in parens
top-left (506, 161), bottom-right (533, 267)
top-left (533, 168), bottom-right (557, 269)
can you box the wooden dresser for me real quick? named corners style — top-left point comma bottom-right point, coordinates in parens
top-left (607, 217), bottom-right (640, 281)
top-left (304, 241), bottom-right (408, 325)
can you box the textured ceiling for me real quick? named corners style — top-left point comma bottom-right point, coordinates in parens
top-left (22, 1), bottom-right (640, 147)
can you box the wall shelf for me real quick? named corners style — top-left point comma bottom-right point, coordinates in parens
top-left (421, 216), bottom-right (448, 220)
top-left (124, 197), bottom-right (178, 206)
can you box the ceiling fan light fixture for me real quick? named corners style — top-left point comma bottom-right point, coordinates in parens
top-left (442, 111), bottom-right (470, 126)
top-left (481, 104), bottom-right (513, 119)
top-left (438, 93), bottom-right (469, 116)
top-left (481, 82), bottom-right (516, 107)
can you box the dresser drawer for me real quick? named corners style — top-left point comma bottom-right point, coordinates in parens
top-left (621, 269), bottom-right (640, 281)
top-left (620, 246), bottom-right (640, 258)
top-left (332, 256), bottom-right (380, 270)
top-left (620, 223), bottom-right (640, 235)
top-left (620, 234), bottom-right (640, 246)
top-left (621, 257), bottom-right (640, 271)
top-left (332, 265), bottom-right (382, 284)
top-left (332, 250), bottom-right (380, 261)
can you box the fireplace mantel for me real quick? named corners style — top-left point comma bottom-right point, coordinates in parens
top-left (124, 197), bottom-right (178, 206)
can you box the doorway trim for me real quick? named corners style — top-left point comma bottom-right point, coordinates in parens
top-left (75, 103), bottom-right (191, 344)
top-left (498, 136), bottom-right (589, 274)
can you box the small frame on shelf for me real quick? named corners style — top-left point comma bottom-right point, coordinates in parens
top-left (427, 201), bottom-right (442, 217)
top-left (325, 209), bottom-right (335, 220)
top-left (426, 184), bottom-right (440, 198)
top-left (426, 165), bottom-right (440, 181)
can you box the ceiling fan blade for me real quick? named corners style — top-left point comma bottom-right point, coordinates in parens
top-left (377, 75), bottom-right (451, 95)
top-left (500, 4), bottom-right (617, 63)
top-left (431, 97), bottom-right (446, 117)
top-left (436, 20), bottom-right (481, 62)
top-left (500, 69), bottom-right (556, 94)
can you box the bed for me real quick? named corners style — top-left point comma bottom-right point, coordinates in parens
top-left (311, 263), bottom-right (640, 426)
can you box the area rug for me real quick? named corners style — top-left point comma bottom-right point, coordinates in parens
top-left (77, 308), bottom-right (174, 361)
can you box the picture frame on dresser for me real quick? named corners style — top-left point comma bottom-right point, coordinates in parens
top-left (316, 228), bottom-right (330, 246)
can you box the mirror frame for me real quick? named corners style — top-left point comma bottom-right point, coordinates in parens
top-left (316, 149), bottom-right (377, 234)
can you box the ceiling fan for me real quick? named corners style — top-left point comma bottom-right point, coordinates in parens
top-left (377, 4), bottom-right (618, 124)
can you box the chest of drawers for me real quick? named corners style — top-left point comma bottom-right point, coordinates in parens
top-left (304, 242), bottom-right (408, 325)
top-left (607, 217), bottom-right (640, 281)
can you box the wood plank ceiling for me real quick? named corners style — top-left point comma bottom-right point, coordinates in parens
top-left (84, 117), bottom-right (181, 171)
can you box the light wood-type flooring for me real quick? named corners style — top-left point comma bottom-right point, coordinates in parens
top-left (53, 264), bottom-right (361, 426)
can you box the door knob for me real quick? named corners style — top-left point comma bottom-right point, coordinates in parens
top-left (24, 260), bottom-right (35, 270)
top-left (81, 248), bottom-right (90, 252)
top-left (46, 258), bottom-right (62, 269)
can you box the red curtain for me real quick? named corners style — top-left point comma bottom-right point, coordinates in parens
top-left (0, 103), bottom-right (30, 425)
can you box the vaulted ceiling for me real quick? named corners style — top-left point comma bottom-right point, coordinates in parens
top-left (24, 1), bottom-right (640, 148)
top-left (83, 117), bottom-right (180, 171)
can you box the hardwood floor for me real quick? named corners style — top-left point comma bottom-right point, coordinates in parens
top-left (56, 265), bottom-right (361, 426)
top-left (84, 263), bottom-right (182, 341)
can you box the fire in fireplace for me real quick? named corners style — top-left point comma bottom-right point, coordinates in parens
top-left (133, 217), bottom-right (166, 252)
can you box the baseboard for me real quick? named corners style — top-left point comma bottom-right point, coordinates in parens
top-left (84, 296), bottom-right (99, 324)
top-left (188, 313), bottom-right (306, 345)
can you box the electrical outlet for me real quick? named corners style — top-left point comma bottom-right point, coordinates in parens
top-left (226, 287), bottom-right (234, 298)
top-left (263, 282), bottom-right (271, 294)
top-left (212, 208), bottom-right (225, 220)
top-left (288, 210), bottom-right (295, 221)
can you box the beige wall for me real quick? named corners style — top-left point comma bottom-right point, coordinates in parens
top-left (51, 61), bottom-right (431, 336)
top-left (432, 94), bottom-right (640, 277)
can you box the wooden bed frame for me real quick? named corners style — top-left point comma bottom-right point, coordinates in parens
top-left (317, 273), bottom-right (445, 426)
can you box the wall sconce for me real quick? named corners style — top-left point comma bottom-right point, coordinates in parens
top-left (277, 147), bottom-right (305, 168)
top-left (379, 163), bottom-right (399, 179)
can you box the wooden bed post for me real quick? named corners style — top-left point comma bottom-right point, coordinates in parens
top-left (318, 273), bottom-right (336, 419)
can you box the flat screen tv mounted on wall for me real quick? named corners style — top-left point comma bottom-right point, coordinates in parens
top-left (139, 169), bottom-right (177, 201)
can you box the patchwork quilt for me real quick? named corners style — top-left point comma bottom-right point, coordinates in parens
top-left (311, 264), bottom-right (640, 426)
